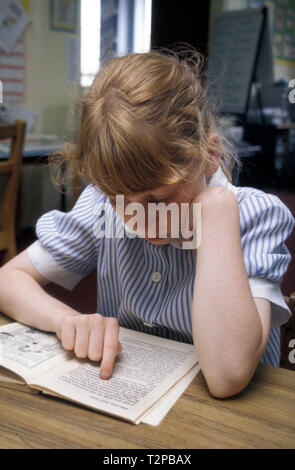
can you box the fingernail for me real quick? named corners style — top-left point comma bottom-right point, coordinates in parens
top-left (100, 371), bottom-right (110, 379)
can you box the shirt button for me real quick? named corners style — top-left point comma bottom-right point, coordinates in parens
top-left (151, 272), bottom-right (162, 282)
top-left (143, 321), bottom-right (154, 327)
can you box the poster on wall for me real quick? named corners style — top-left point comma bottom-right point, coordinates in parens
top-left (50, 0), bottom-right (79, 33)
top-left (0, 39), bottom-right (25, 102)
top-left (248, 0), bottom-right (295, 65)
top-left (0, 0), bottom-right (30, 55)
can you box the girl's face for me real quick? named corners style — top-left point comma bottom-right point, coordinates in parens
top-left (110, 174), bottom-right (208, 244)
top-left (110, 136), bottom-right (221, 244)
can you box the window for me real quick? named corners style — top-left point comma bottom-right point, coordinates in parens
top-left (80, 0), bottom-right (101, 87)
top-left (80, 0), bottom-right (152, 87)
top-left (133, 0), bottom-right (152, 53)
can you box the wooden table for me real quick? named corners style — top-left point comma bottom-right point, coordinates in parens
top-left (0, 312), bottom-right (294, 449)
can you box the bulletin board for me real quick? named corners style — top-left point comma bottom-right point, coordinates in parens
top-left (0, 0), bottom-right (30, 103)
top-left (0, 38), bottom-right (25, 102)
top-left (208, 7), bottom-right (265, 115)
top-left (247, 0), bottom-right (295, 66)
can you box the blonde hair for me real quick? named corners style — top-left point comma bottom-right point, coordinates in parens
top-left (50, 46), bottom-right (241, 198)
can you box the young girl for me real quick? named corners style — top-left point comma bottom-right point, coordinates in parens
top-left (0, 49), bottom-right (294, 399)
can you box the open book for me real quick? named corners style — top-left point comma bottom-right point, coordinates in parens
top-left (0, 322), bottom-right (200, 425)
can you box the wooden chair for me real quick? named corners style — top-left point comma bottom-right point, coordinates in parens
top-left (0, 120), bottom-right (26, 264)
top-left (280, 292), bottom-right (295, 371)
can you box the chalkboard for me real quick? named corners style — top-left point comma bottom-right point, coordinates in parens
top-left (207, 8), bottom-right (265, 116)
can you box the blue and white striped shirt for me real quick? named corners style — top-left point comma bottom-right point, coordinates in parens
top-left (27, 167), bottom-right (295, 367)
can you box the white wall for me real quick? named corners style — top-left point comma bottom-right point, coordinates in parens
top-left (20, 0), bottom-right (80, 227)
top-left (24, 0), bottom-right (81, 136)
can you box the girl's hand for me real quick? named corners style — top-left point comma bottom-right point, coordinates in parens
top-left (186, 186), bottom-right (235, 248)
top-left (55, 313), bottom-right (122, 379)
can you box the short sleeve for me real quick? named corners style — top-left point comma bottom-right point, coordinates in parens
top-left (27, 185), bottom-right (107, 290)
top-left (239, 191), bottom-right (295, 328)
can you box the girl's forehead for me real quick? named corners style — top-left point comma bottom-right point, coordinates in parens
top-left (145, 184), bottom-right (179, 195)
top-left (130, 183), bottom-right (182, 199)
top-left (127, 179), bottom-right (198, 201)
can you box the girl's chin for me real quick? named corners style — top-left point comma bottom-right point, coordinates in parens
top-left (145, 236), bottom-right (172, 244)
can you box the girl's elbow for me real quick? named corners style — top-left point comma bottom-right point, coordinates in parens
top-left (208, 380), bottom-right (247, 399)
top-left (203, 365), bottom-right (254, 399)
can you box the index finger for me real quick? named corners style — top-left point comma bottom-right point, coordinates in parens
top-left (99, 321), bottom-right (121, 379)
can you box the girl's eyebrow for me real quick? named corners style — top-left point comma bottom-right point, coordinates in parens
top-left (132, 192), bottom-right (174, 203)
top-left (149, 194), bottom-right (172, 201)
top-left (149, 189), bottom-right (176, 200)
top-left (109, 189), bottom-right (176, 203)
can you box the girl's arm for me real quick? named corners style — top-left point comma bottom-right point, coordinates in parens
top-left (191, 186), bottom-right (271, 399)
top-left (0, 250), bottom-right (121, 379)
top-left (0, 250), bottom-right (80, 332)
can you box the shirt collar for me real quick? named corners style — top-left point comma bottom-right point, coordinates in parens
top-left (207, 165), bottom-right (238, 195)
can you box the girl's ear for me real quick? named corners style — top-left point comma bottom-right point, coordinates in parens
top-left (204, 133), bottom-right (222, 177)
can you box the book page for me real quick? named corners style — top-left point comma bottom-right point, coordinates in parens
top-left (0, 367), bottom-right (25, 385)
top-left (0, 367), bottom-right (39, 394)
top-left (29, 327), bottom-right (198, 423)
top-left (0, 322), bottom-right (72, 383)
top-left (138, 363), bottom-right (201, 425)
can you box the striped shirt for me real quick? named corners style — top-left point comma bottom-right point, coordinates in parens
top-left (27, 166), bottom-right (295, 367)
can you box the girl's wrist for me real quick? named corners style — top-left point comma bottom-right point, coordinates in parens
top-left (193, 186), bottom-right (239, 252)
top-left (50, 306), bottom-right (81, 336)
top-left (184, 186), bottom-right (237, 251)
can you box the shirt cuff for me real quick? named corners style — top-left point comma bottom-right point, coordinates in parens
top-left (248, 276), bottom-right (291, 328)
top-left (26, 240), bottom-right (84, 291)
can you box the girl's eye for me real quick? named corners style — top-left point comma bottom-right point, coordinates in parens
top-left (149, 197), bottom-right (162, 203)
top-left (149, 196), bottom-right (171, 204)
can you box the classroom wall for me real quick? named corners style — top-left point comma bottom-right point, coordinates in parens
top-left (23, 0), bottom-right (295, 136)
top-left (11, 0), bottom-right (295, 229)
top-left (23, 0), bottom-right (81, 136)
top-left (14, 0), bottom-right (79, 229)
top-left (22, 0), bottom-right (295, 134)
